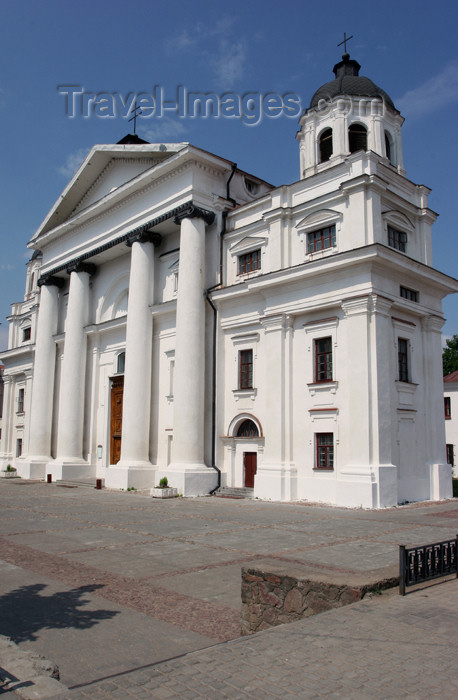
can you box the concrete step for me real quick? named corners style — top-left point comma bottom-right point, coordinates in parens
top-left (55, 478), bottom-right (103, 489)
top-left (214, 486), bottom-right (254, 499)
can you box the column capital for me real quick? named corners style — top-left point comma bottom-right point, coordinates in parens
top-left (66, 260), bottom-right (96, 276)
top-left (174, 203), bottom-right (215, 226)
top-left (126, 230), bottom-right (162, 248)
top-left (38, 274), bottom-right (65, 288)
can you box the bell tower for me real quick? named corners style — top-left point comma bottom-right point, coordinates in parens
top-left (297, 52), bottom-right (405, 178)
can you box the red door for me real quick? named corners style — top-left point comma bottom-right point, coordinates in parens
top-left (244, 452), bottom-right (257, 488)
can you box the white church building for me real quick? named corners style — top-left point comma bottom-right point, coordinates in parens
top-left (1, 52), bottom-right (457, 507)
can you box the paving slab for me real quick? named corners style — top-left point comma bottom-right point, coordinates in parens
top-left (0, 479), bottom-right (457, 697)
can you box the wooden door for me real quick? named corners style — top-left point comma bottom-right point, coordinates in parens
top-left (110, 377), bottom-right (124, 465)
top-left (244, 452), bottom-right (257, 488)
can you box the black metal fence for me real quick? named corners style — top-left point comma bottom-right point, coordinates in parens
top-left (399, 535), bottom-right (458, 595)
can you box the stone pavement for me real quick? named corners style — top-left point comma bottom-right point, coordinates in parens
top-left (0, 479), bottom-right (457, 697)
top-left (48, 579), bottom-right (458, 700)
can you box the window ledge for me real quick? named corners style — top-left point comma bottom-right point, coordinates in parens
top-left (307, 381), bottom-right (338, 396)
top-left (233, 388), bottom-right (257, 402)
top-left (313, 467), bottom-right (334, 472)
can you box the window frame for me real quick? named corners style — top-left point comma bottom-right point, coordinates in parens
top-left (388, 226), bottom-right (407, 253)
top-left (400, 286), bottom-right (418, 303)
top-left (315, 337), bottom-right (333, 383)
top-left (238, 249), bottom-right (261, 276)
top-left (348, 123), bottom-right (367, 153)
top-left (17, 388), bottom-right (25, 414)
top-left (398, 338), bottom-right (409, 383)
top-left (446, 444), bottom-right (454, 467)
top-left (445, 396), bottom-right (451, 420)
top-left (307, 225), bottom-right (336, 254)
top-left (239, 349), bottom-right (253, 390)
top-left (315, 433), bottom-right (334, 470)
top-left (22, 327), bottom-right (31, 342)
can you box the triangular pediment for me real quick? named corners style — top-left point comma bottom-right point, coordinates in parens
top-left (230, 236), bottom-right (268, 254)
top-left (30, 142), bottom-right (189, 242)
top-left (71, 157), bottom-right (161, 216)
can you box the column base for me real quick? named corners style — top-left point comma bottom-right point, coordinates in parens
top-left (157, 464), bottom-right (218, 496)
top-left (15, 458), bottom-right (49, 480)
top-left (105, 464), bottom-right (156, 490)
top-left (430, 463), bottom-right (452, 500)
top-left (253, 464), bottom-right (297, 501)
top-left (46, 460), bottom-right (95, 482)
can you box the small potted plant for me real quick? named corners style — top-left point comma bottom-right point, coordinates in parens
top-left (1, 464), bottom-right (18, 479)
top-left (151, 476), bottom-right (178, 498)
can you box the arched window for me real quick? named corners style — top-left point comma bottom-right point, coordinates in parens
top-left (319, 128), bottom-right (333, 163)
top-left (349, 124), bottom-right (367, 153)
top-left (384, 131), bottom-right (395, 165)
top-left (117, 352), bottom-right (125, 374)
top-left (237, 419), bottom-right (259, 438)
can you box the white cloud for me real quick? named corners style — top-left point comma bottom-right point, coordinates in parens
top-left (0, 263), bottom-right (14, 271)
top-left (164, 17), bottom-right (247, 87)
top-left (211, 39), bottom-right (247, 86)
top-left (396, 62), bottom-right (458, 118)
top-left (143, 116), bottom-right (188, 142)
top-left (58, 148), bottom-right (90, 179)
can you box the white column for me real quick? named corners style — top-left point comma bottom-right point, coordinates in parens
top-left (106, 232), bottom-right (160, 490)
top-left (20, 279), bottom-right (61, 478)
top-left (159, 206), bottom-right (218, 496)
top-left (50, 263), bottom-right (94, 478)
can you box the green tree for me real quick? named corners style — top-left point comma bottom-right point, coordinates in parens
top-left (443, 334), bottom-right (458, 376)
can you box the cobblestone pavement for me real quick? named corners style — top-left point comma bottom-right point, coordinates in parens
top-left (0, 480), bottom-right (457, 697)
top-left (49, 579), bottom-right (458, 700)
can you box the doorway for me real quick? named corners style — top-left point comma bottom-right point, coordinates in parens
top-left (110, 376), bottom-right (124, 465)
top-left (244, 452), bottom-right (257, 488)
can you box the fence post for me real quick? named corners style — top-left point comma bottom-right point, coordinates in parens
top-left (399, 545), bottom-right (406, 596)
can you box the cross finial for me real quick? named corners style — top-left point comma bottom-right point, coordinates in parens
top-left (337, 32), bottom-right (353, 54)
top-left (128, 99), bottom-right (143, 135)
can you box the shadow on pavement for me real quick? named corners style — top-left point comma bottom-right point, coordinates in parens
top-left (0, 583), bottom-right (118, 643)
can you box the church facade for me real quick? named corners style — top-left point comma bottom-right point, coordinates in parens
top-left (1, 53), bottom-right (457, 507)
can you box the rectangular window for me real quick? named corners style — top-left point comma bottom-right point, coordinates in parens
top-left (315, 337), bottom-right (333, 382)
top-left (307, 225), bottom-right (336, 254)
top-left (446, 444), bottom-right (454, 467)
top-left (445, 397), bottom-right (451, 420)
top-left (398, 338), bottom-right (409, 382)
top-left (238, 249), bottom-right (261, 275)
top-left (400, 286), bottom-right (418, 302)
top-left (388, 226), bottom-right (407, 253)
top-left (239, 349), bottom-right (253, 389)
top-left (316, 433), bottom-right (334, 470)
top-left (16, 439), bottom-right (22, 458)
top-left (22, 327), bottom-right (31, 342)
top-left (17, 388), bottom-right (24, 414)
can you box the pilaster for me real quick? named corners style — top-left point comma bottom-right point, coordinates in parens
top-left (254, 313), bottom-right (296, 501)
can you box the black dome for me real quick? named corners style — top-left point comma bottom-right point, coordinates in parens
top-left (309, 54), bottom-right (396, 111)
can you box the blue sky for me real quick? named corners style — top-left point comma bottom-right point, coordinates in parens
top-left (1, 0), bottom-right (457, 350)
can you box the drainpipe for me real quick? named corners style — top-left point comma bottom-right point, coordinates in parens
top-left (206, 290), bottom-right (220, 494)
top-left (207, 163), bottom-right (237, 494)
